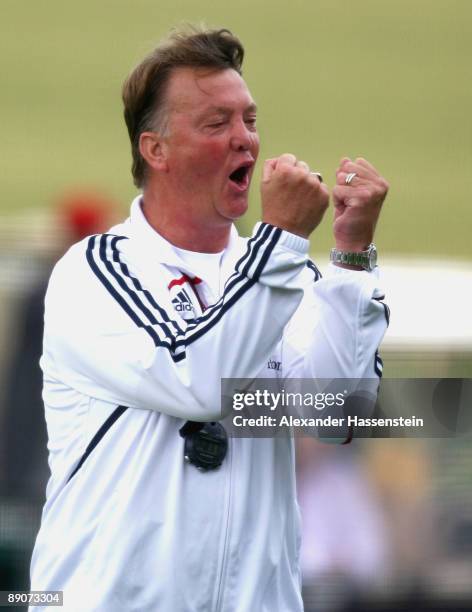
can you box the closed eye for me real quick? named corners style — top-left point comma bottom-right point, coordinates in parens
top-left (206, 120), bottom-right (227, 129)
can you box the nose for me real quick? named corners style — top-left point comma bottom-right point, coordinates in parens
top-left (230, 119), bottom-right (254, 152)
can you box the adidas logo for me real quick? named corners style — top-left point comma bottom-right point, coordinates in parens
top-left (171, 288), bottom-right (196, 319)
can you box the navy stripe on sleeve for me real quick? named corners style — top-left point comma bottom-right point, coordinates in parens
top-left (86, 224), bottom-right (283, 362)
top-left (67, 405), bottom-right (128, 483)
top-left (374, 350), bottom-right (384, 378)
top-left (181, 225), bottom-right (282, 345)
top-left (86, 238), bottom-right (169, 350)
top-left (252, 227), bottom-right (282, 280)
top-left (306, 260), bottom-right (322, 282)
top-left (100, 235), bottom-right (165, 329)
top-left (239, 223), bottom-right (274, 278)
top-left (109, 236), bottom-right (184, 336)
top-left (176, 223), bottom-right (275, 334)
top-left (373, 296), bottom-right (390, 326)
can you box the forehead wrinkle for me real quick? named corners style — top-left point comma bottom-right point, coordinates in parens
top-left (165, 68), bottom-right (257, 121)
top-left (167, 68), bottom-right (226, 111)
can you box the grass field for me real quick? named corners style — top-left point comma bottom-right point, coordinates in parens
top-left (1, 0), bottom-right (471, 259)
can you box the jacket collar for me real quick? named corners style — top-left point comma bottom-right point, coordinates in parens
top-left (128, 195), bottom-right (243, 278)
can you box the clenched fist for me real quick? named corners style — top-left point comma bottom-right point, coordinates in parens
top-left (333, 157), bottom-right (389, 251)
top-left (261, 153), bottom-right (330, 239)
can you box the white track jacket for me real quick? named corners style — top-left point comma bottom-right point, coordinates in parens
top-left (30, 197), bottom-right (388, 612)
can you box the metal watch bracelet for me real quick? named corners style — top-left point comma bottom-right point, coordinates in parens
top-left (329, 244), bottom-right (377, 272)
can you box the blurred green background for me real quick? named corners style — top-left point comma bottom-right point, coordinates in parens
top-left (1, 4), bottom-right (472, 608)
top-left (1, 0), bottom-right (471, 258)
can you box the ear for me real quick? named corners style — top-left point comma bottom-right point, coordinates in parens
top-left (139, 132), bottom-right (169, 173)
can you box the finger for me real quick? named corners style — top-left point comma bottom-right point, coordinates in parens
top-left (331, 186), bottom-right (345, 209)
top-left (310, 171), bottom-right (324, 183)
top-left (295, 160), bottom-right (309, 172)
top-left (262, 158), bottom-right (277, 181)
top-left (337, 157), bottom-right (358, 176)
top-left (332, 185), bottom-right (366, 205)
top-left (338, 161), bottom-right (376, 181)
top-left (276, 153), bottom-right (298, 168)
top-left (320, 183), bottom-right (330, 201)
top-left (355, 157), bottom-right (380, 176)
top-left (336, 171), bottom-right (366, 187)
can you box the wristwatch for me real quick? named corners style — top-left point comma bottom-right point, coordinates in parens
top-left (330, 243), bottom-right (378, 272)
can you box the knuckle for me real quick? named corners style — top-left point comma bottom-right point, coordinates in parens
top-left (294, 167), bottom-right (308, 181)
top-left (374, 182), bottom-right (387, 198)
top-left (281, 153), bottom-right (296, 164)
top-left (277, 164), bottom-right (292, 178)
top-left (357, 187), bottom-right (371, 201)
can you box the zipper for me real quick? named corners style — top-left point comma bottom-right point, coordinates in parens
top-left (185, 276), bottom-right (232, 611)
top-left (214, 438), bottom-right (233, 611)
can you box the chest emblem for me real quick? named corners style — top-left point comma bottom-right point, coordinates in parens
top-left (168, 274), bottom-right (204, 320)
top-left (171, 287), bottom-right (196, 318)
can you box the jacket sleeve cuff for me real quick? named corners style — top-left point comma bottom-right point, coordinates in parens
top-left (325, 262), bottom-right (385, 299)
top-left (326, 262), bottom-right (380, 278)
top-left (253, 222), bottom-right (309, 255)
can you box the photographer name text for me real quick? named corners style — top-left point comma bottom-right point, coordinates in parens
top-left (232, 415), bottom-right (424, 428)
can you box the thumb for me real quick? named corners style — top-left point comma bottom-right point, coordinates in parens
top-left (262, 158), bottom-right (277, 182)
top-left (332, 185), bottom-right (343, 207)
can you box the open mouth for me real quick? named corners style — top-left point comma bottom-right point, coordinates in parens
top-left (229, 163), bottom-right (252, 189)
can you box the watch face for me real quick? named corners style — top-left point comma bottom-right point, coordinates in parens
top-left (368, 246), bottom-right (378, 269)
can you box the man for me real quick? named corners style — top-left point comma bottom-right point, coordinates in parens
top-left (30, 27), bottom-right (389, 611)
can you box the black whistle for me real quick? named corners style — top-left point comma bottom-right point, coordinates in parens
top-left (179, 421), bottom-right (228, 471)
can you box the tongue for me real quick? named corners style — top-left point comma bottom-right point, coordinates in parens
top-left (230, 172), bottom-right (249, 190)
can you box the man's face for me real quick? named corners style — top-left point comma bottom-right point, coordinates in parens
top-left (160, 67), bottom-right (260, 226)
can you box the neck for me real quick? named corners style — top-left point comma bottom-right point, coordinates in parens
top-left (141, 188), bottom-right (231, 253)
